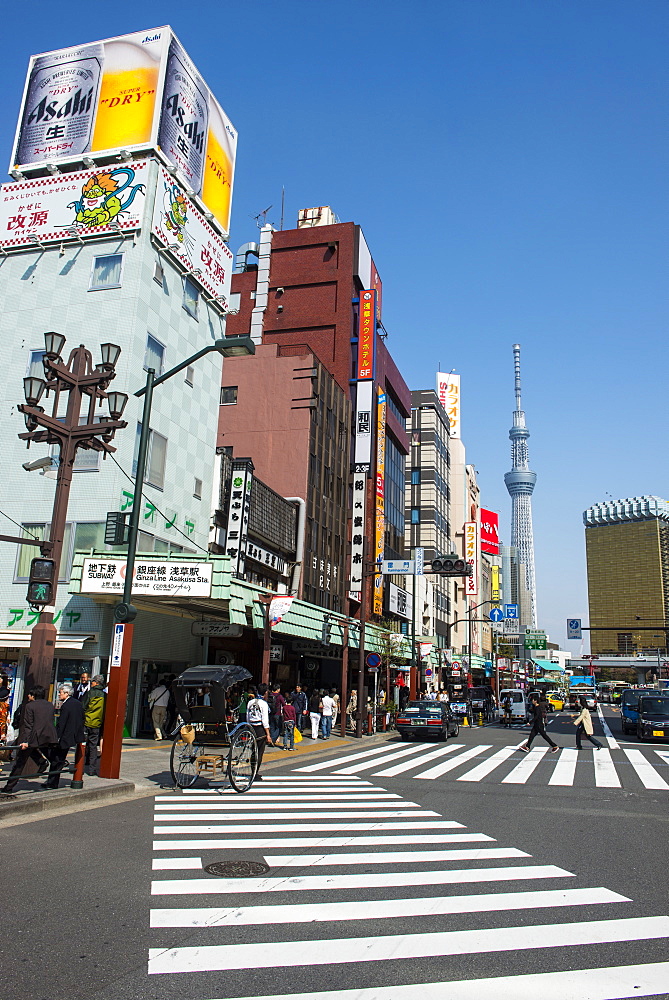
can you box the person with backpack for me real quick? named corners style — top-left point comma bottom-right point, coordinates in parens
top-left (245, 684), bottom-right (275, 780)
top-left (82, 675), bottom-right (106, 776)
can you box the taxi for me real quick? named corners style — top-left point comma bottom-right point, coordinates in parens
top-left (546, 691), bottom-right (565, 711)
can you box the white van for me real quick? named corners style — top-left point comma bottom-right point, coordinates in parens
top-left (498, 689), bottom-right (529, 723)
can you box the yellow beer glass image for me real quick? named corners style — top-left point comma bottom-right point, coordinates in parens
top-left (91, 38), bottom-right (160, 152)
top-left (202, 99), bottom-right (237, 233)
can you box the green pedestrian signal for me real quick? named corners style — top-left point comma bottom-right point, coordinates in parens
top-left (27, 557), bottom-right (56, 607)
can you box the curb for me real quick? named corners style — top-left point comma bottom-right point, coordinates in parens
top-left (0, 780), bottom-right (136, 820)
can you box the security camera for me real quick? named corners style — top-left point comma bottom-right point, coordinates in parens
top-left (22, 456), bottom-right (54, 472)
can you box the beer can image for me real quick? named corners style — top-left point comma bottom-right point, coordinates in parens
top-left (158, 36), bottom-right (209, 193)
top-left (15, 43), bottom-right (103, 166)
top-left (202, 98), bottom-right (237, 235)
top-left (91, 37), bottom-right (161, 153)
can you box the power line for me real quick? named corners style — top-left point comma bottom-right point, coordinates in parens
top-left (0, 509), bottom-right (41, 540)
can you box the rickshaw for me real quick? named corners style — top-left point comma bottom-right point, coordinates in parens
top-left (169, 664), bottom-right (258, 792)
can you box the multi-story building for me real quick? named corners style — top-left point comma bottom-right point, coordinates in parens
top-left (584, 496), bottom-right (669, 655)
top-left (222, 210), bottom-right (412, 621)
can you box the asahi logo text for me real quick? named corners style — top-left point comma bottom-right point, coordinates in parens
top-left (164, 93), bottom-right (205, 153)
top-left (27, 87), bottom-right (94, 125)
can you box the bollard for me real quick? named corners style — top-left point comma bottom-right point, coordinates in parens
top-left (477, 712), bottom-right (484, 727)
top-left (70, 742), bottom-right (85, 790)
top-left (367, 712), bottom-right (374, 735)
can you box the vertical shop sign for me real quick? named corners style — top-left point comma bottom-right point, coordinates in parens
top-left (374, 389), bottom-right (386, 614)
top-left (357, 289), bottom-right (377, 380)
top-left (225, 459), bottom-right (253, 577)
top-left (464, 520), bottom-right (479, 596)
top-left (349, 471), bottom-right (367, 597)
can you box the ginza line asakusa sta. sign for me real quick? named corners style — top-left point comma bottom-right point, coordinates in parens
top-left (99, 335), bottom-right (254, 781)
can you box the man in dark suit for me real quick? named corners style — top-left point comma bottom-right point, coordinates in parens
top-left (1, 686), bottom-right (57, 793)
top-left (45, 683), bottom-right (85, 789)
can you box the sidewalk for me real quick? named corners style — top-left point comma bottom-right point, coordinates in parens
top-left (0, 726), bottom-right (398, 824)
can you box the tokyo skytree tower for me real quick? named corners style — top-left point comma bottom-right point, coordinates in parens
top-left (503, 344), bottom-right (538, 627)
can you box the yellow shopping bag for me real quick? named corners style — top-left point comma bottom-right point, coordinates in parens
top-left (293, 726), bottom-right (303, 743)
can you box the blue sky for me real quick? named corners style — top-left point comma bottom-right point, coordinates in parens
top-left (2, 1), bottom-right (667, 651)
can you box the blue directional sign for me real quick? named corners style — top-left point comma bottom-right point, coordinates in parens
top-left (505, 604), bottom-right (519, 620)
top-left (567, 618), bottom-right (582, 640)
top-left (489, 607), bottom-right (504, 623)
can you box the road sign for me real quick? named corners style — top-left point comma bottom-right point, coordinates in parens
top-left (524, 635), bottom-right (547, 650)
top-left (489, 607), bottom-right (504, 623)
top-left (567, 618), bottom-right (582, 640)
top-left (424, 668), bottom-right (433, 677)
top-left (366, 652), bottom-right (382, 668)
top-left (111, 623), bottom-right (126, 668)
top-left (381, 559), bottom-right (414, 574)
top-left (505, 604), bottom-right (518, 620)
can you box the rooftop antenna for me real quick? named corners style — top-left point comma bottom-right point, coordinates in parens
top-left (253, 205), bottom-right (273, 229)
top-left (280, 187), bottom-right (285, 231)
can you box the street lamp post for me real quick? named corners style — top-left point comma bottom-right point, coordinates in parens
top-left (100, 336), bottom-right (255, 780)
top-left (465, 599), bottom-right (497, 684)
top-left (17, 332), bottom-right (128, 692)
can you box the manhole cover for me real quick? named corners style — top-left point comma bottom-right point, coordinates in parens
top-left (204, 860), bottom-right (270, 877)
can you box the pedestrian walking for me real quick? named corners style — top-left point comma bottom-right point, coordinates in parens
top-left (82, 675), bottom-right (106, 775)
top-left (269, 684), bottom-right (286, 744)
top-left (0, 673), bottom-right (11, 743)
top-left (1, 686), bottom-right (56, 793)
top-left (331, 689), bottom-right (340, 729)
top-left (45, 683), bottom-right (85, 789)
top-left (309, 689), bottom-right (322, 740)
top-left (246, 684), bottom-right (274, 780)
top-left (502, 695), bottom-right (513, 728)
top-left (573, 697), bottom-right (603, 750)
top-left (519, 695), bottom-right (559, 753)
top-left (291, 683), bottom-right (308, 732)
top-left (320, 690), bottom-right (335, 740)
top-left (281, 697), bottom-right (297, 750)
top-left (148, 679), bottom-right (170, 740)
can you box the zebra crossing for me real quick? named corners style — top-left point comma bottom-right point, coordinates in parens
top-left (294, 739), bottom-right (669, 790)
top-left (148, 775), bottom-right (669, 997)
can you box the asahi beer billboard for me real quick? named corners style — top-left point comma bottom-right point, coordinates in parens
top-left (10, 27), bottom-right (237, 234)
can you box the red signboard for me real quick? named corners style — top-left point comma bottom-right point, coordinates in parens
top-left (480, 508), bottom-right (499, 554)
top-left (357, 289), bottom-right (376, 379)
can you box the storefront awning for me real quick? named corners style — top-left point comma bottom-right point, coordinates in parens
top-left (0, 631), bottom-right (97, 650)
top-left (534, 658), bottom-right (564, 673)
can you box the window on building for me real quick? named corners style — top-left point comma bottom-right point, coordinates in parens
top-left (411, 468), bottom-right (421, 486)
top-left (183, 276), bottom-right (199, 318)
top-left (153, 260), bottom-right (165, 285)
top-left (220, 386), bottom-right (238, 405)
top-left (185, 365), bottom-right (195, 387)
top-left (27, 350), bottom-right (46, 378)
top-left (133, 423), bottom-right (167, 490)
top-left (144, 334), bottom-right (165, 375)
top-left (15, 520), bottom-right (125, 583)
top-left (194, 477), bottom-right (203, 499)
top-left (411, 508), bottom-right (421, 524)
top-left (89, 253), bottom-right (124, 291)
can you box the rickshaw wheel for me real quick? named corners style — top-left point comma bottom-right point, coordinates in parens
top-left (170, 735), bottom-right (204, 788)
top-left (228, 724), bottom-right (259, 793)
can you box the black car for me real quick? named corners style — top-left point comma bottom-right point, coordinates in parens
top-left (636, 696), bottom-right (669, 741)
top-left (395, 700), bottom-right (460, 741)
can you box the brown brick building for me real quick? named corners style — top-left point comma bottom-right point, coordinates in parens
top-left (218, 211), bottom-right (411, 615)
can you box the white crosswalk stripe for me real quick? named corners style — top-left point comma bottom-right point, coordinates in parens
top-left (293, 739), bottom-right (669, 789)
top-left (147, 773), bottom-right (669, 996)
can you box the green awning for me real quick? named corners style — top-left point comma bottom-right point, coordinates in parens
top-left (534, 658), bottom-right (564, 673)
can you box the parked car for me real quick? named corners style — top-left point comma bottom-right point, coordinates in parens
top-left (635, 696), bottom-right (669, 741)
top-left (621, 688), bottom-right (657, 735)
top-left (395, 700), bottom-right (460, 741)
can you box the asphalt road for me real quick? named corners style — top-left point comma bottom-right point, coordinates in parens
top-left (4, 704), bottom-right (669, 1000)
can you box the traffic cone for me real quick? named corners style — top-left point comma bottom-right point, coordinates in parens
top-left (462, 716), bottom-right (469, 727)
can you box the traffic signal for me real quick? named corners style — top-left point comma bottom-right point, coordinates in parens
top-left (27, 557), bottom-right (56, 605)
top-left (431, 554), bottom-right (473, 576)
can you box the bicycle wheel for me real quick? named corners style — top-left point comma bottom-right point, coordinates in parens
top-left (227, 724), bottom-right (258, 793)
top-left (170, 735), bottom-right (204, 788)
